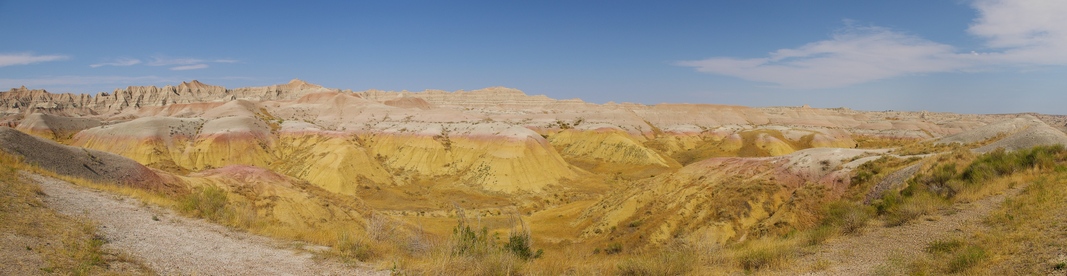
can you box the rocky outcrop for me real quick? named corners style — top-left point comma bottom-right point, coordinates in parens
top-left (0, 79), bottom-right (333, 117)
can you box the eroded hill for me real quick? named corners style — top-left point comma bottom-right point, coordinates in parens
top-left (3, 80), bottom-right (1066, 274)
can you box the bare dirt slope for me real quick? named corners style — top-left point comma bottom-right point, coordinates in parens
top-left (28, 172), bottom-right (385, 276)
top-left (781, 186), bottom-right (1021, 275)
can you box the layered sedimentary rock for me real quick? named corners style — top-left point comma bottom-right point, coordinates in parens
top-left (548, 128), bottom-right (680, 177)
top-left (4, 79), bottom-right (1059, 197)
top-left (575, 147), bottom-right (885, 245)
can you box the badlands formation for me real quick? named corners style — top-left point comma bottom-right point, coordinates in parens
top-left (3, 79), bottom-right (1067, 273)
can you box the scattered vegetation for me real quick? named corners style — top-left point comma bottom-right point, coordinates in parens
top-left (873, 145), bottom-right (1067, 226)
top-left (941, 173), bottom-right (1067, 275)
top-left (396, 207), bottom-right (544, 275)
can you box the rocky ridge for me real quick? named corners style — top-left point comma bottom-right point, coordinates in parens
top-left (0, 79), bottom-right (333, 117)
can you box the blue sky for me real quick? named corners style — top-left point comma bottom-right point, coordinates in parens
top-left (2, 0), bottom-right (1066, 114)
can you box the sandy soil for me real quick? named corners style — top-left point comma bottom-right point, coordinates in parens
top-left (27, 172), bottom-right (386, 276)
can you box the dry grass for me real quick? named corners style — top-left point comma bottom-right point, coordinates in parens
top-left (949, 173), bottom-right (1067, 275)
top-left (870, 146), bottom-right (1067, 227)
top-left (0, 152), bottom-right (151, 275)
top-left (890, 146), bottom-right (1067, 274)
top-left (615, 242), bottom-right (697, 276)
top-left (730, 238), bottom-right (800, 271)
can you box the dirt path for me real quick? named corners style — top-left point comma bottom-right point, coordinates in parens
top-left (781, 186), bottom-right (1021, 275)
top-left (27, 172), bottom-right (386, 276)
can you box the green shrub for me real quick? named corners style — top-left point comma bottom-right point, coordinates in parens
top-left (451, 218), bottom-right (493, 257)
top-left (604, 242), bottom-right (623, 255)
top-left (874, 192), bottom-right (902, 216)
top-left (961, 146), bottom-right (1067, 184)
top-left (503, 231), bottom-right (543, 260)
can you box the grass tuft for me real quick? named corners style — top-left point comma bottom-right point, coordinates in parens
top-left (734, 239), bottom-right (797, 271)
top-left (616, 245), bottom-right (695, 276)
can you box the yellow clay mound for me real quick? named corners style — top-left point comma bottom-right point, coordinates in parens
top-left (548, 128), bottom-right (680, 177)
top-left (271, 133), bottom-right (394, 195)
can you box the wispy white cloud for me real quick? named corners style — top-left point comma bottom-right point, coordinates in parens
top-left (679, 0), bottom-right (1067, 89)
top-left (0, 53), bottom-right (69, 67)
top-left (677, 25), bottom-right (974, 89)
top-left (145, 57), bottom-right (198, 66)
top-left (170, 64), bottom-right (209, 71)
top-left (89, 58), bottom-right (142, 68)
top-left (968, 0), bottom-right (1067, 64)
top-left (143, 56), bottom-right (235, 70)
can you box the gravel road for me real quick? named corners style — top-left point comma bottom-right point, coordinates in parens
top-left (28, 172), bottom-right (386, 276)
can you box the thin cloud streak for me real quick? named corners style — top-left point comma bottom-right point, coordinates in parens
top-left (146, 57), bottom-right (205, 66)
top-left (170, 64), bottom-right (209, 71)
top-left (679, 0), bottom-right (1067, 89)
top-left (146, 56), bottom-right (238, 66)
top-left (0, 53), bottom-right (69, 67)
top-left (89, 58), bottom-right (142, 68)
top-left (142, 56), bottom-right (235, 70)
